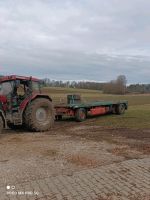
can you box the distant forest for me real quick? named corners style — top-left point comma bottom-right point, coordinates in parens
top-left (43, 75), bottom-right (150, 95)
top-left (0, 75), bottom-right (150, 94)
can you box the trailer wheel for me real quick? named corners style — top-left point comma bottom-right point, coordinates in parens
top-left (75, 108), bottom-right (86, 122)
top-left (116, 104), bottom-right (125, 115)
top-left (0, 116), bottom-right (3, 134)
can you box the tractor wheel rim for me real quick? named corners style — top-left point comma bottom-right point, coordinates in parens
top-left (36, 107), bottom-right (47, 122)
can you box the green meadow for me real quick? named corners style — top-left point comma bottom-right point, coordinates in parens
top-left (43, 87), bottom-right (150, 129)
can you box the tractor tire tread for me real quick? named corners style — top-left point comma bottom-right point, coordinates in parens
top-left (24, 98), bottom-right (54, 131)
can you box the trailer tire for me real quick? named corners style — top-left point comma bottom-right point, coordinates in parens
top-left (116, 104), bottom-right (125, 115)
top-left (0, 116), bottom-right (3, 134)
top-left (112, 106), bottom-right (116, 114)
top-left (24, 98), bottom-right (55, 131)
top-left (75, 108), bottom-right (86, 122)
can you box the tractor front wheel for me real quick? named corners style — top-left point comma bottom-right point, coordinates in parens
top-left (24, 98), bottom-right (54, 131)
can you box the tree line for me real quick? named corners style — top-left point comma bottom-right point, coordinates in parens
top-left (43, 75), bottom-right (150, 94)
top-left (0, 75), bottom-right (150, 94)
top-left (43, 75), bottom-right (127, 94)
top-left (127, 84), bottom-right (150, 94)
top-left (43, 78), bottom-right (104, 90)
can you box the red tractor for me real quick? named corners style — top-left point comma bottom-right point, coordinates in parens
top-left (0, 75), bottom-right (55, 133)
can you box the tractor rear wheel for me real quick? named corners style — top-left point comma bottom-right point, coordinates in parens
top-left (0, 116), bottom-right (3, 134)
top-left (24, 98), bottom-right (54, 131)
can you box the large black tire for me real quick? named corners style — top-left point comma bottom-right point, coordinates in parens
top-left (0, 116), bottom-right (4, 134)
top-left (24, 98), bottom-right (55, 131)
top-left (75, 108), bottom-right (86, 122)
top-left (116, 104), bottom-right (125, 115)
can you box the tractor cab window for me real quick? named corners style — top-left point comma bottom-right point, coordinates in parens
top-left (0, 81), bottom-right (14, 96)
top-left (32, 81), bottom-right (40, 92)
top-left (16, 82), bottom-right (25, 96)
top-left (12, 80), bottom-right (40, 98)
top-left (15, 80), bottom-right (31, 98)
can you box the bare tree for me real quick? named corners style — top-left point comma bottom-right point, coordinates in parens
top-left (103, 75), bottom-right (127, 94)
top-left (116, 75), bottom-right (127, 94)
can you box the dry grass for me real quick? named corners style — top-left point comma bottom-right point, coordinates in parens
top-left (130, 143), bottom-right (150, 154)
top-left (65, 154), bottom-right (98, 167)
top-left (42, 149), bottom-right (59, 157)
top-left (108, 146), bottom-right (129, 155)
top-left (8, 137), bottom-right (23, 143)
top-left (107, 146), bottom-right (141, 159)
top-left (94, 104), bottom-right (150, 129)
top-left (42, 86), bottom-right (150, 106)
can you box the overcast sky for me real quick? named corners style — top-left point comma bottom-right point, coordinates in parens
top-left (0, 0), bottom-right (150, 83)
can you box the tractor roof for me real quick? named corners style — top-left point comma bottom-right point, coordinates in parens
top-left (0, 75), bottom-right (40, 83)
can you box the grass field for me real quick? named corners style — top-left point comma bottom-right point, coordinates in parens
top-left (43, 87), bottom-right (150, 129)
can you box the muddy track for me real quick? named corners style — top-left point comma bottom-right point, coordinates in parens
top-left (0, 118), bottom-right (149, 189)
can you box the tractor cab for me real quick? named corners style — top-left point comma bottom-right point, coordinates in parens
top-left (0, 75), bottom-right (54, 133)
top-left (0, 75), bottom-right (42, 126)
top-left (0, 76), bottom-right (41, 111)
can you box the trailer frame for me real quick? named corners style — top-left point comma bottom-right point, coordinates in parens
top-left (55, 99), bottom-right (128, 122)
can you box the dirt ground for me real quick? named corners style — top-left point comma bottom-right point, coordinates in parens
top-left (0, 118), bottom-right (150, 188)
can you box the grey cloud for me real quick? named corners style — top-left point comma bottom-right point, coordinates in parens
top-left (0, 0), bottom-right (150, 83)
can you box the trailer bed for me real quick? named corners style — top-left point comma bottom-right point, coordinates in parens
top-left (55, 100), bottom-right (128, 109)
top-left (55, 98), bottom-right (128, 122)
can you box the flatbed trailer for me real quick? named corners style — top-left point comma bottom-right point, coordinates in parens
top-left (55, 95), bottom-right (128, 122)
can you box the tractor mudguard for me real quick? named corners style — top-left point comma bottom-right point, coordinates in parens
top-left (19, 94), bottom-right (52, 112)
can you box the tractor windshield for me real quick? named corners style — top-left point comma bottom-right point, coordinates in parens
top-left (0, 81), bottom-right (14, 96)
